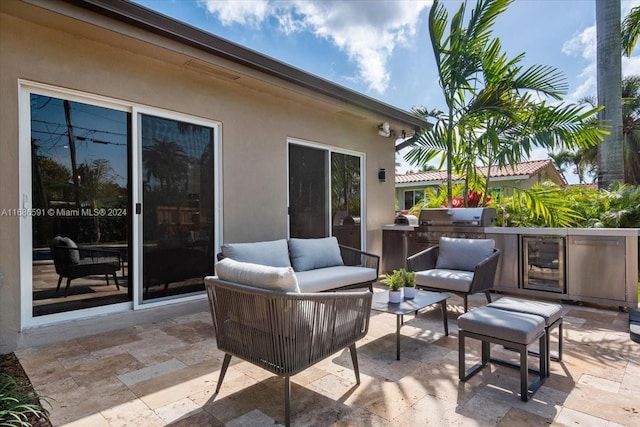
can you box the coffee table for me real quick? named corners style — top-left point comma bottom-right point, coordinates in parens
top-left (371, 290), bottom-right (449, 360)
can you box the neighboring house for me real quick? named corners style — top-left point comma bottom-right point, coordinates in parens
top-left (0, 0), bottom-right (429, 351)
top-left (395, 159), bottom-right (566, 210)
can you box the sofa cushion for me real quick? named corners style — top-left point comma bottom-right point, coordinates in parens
top-left (215, 257), bottom-right (300, 293)
top-left (288, 237), bottom-right (344, 272)
top-left (436, 237), bottom-right (495, 272)
top-left (221, 239), bottom-right (291, 268)
top-left (415, 269), bottom-right (474, 293)
top-left (295, 266), bottom-right (376, 292)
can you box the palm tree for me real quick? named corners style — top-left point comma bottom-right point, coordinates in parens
top-left (407, 0), bottom-right (605, 206)
top-left (418, 0), bottom-right (511, 207)
top-left (596, 0), bottom-right (624, 188)
top-left (622, 5), bottom-right (640, 57)
top-left (622, 75), bottom-right (640, 183)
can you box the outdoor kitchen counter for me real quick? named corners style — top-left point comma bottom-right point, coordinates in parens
top-left (484, 227), bottom-right (639, 309)
top-left (484, 227), bottom-right (640, 236)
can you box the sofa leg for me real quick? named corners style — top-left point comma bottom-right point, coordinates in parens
top-left (215, 354), bottom-right (232, 394)
top-left (284, 376), bottom-right (291, 427)
top-left (349, 343), bottom-right (360, 384)
top-left (463, 296), bottom-right (468, 313)
top-left (113, 273), bottom-right (120, 290)
top-left (56, 276), bottom-right (63, 293)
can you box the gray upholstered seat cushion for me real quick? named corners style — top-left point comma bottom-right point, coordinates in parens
top-left (215, 257), bottom-right (300, 293)
top-left (221, 239), bottom-right (291, 268)
top-left (458, 306), bottom-right (545, 344)
top-left (488, 296), bottom-right (562, 326)
top-left (288, 237), bottom-right (344, 272)
top-left (415, 269), bottom-right (473, 293)
top-left (295, 266), bottom-right (377, 292)
top-left (435, 237), bottom-right (495, 272)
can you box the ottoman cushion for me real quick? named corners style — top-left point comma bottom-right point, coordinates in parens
top-left (458, 306), bottom-right (545, 344)
top-left (488, 297), bottom-right (562, 326)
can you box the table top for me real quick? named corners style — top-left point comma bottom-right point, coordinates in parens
top-left (371, 290), bottom-right (448, 315)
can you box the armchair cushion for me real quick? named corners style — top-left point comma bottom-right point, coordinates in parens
top-left (288, 237), bottom-right (344, 272)
top-left (215, 257), bottom-right (300, 293)
top-left (221, 239), bottom-right (291, 268)
top-left (415, 269), bottom-right (474, 293)
top-left (52, 236), bottom-right (80, 264)
top-left (436, 237), bottom-right (495, 272)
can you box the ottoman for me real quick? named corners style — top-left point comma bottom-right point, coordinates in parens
top-left (488, 296), bottom-right (563, 376)
top-left (458, 306), bottom-right (547, 402)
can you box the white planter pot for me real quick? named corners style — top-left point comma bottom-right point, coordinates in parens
top-left (388, 290), bottom-right (403, 303)
top-left (404, 287), bottom-right (416, 299)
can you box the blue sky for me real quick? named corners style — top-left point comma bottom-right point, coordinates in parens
top-left (134, 0), bottom-right (640, 183)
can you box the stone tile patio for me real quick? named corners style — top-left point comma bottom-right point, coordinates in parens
top-left (16, 288), bottom-right (640, 426)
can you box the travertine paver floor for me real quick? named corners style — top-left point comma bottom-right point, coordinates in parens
top-left (15, 288), bottom-right (640, 426)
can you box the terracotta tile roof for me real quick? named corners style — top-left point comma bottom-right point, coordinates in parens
top-left (396, 159), bottom-right (560, 184)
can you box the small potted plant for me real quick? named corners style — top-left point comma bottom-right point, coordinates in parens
top-left (381, 270), bottom-right (403, 303)
top-left (401, 269), bottom-right (416, 299)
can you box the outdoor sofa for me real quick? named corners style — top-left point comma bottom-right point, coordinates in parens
top-left (204, 236), bottom-right (377, 425)
top-left (216, 237), bottom-right (379, 292)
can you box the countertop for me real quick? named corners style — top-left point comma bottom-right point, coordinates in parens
top-left (382, 225), bottom-right (417, 231)
top-left (484, 227), bottom-right (640, 237)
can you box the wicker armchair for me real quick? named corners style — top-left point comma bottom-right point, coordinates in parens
top-left (204, 277), bottom-right (372, 427)
top-left (407, 238), bottom-right (500, 312)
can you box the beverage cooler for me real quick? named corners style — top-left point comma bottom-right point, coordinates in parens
top-left (521, 236), bottom-right (565, 293)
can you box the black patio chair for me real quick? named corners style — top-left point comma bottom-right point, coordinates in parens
top-left (50, 236), bottom-right (121, 297)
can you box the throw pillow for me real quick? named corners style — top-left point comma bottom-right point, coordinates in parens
top-left (221, 239), bottom-right (291, 267)
top-left (215, 257), bottom-right (300, 293)
top-left (435, 237), bottom-right (495, 272)
top-left (288, 237), bottom-right (344, 272)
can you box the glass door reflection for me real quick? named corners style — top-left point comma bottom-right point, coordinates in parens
top-left (140, 114), bottom-right (215, 302)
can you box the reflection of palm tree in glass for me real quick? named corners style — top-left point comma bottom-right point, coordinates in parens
top-left (142, 140), bottom-right (188, 191)
top-left (78, 159), bottom-right (116, 243)
top-left (331, 153), bottom-right (360, 217)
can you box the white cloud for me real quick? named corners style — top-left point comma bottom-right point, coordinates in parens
top-left (200, 0), bottom-right (431, 94)
top-left (198, 0), bottom-right (269, 27)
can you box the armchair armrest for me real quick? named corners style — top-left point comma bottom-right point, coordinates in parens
top-left (468, 249), bottom-right (500, 294)
top-left (407, 245), bottom-right (439, 272)
top-left (77, 247), bottom-right (121, 264)
top-left (339, 245), bottom-right (380, 275)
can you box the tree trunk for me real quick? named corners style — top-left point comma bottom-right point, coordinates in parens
top-left (596, 0), bottom-right (624, 189)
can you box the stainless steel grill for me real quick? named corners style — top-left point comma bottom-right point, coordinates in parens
top-left (415, 208), bottom-right (496, 245)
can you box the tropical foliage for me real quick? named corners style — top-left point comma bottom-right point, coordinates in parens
top-left (0, 373), bottom-right (49, 427)
top-left (622, 5), bottom-right (640, 57)
top-left (550, 75), bottom-right (640, 185)
top-left (406, 0), bottom-right (606, 207)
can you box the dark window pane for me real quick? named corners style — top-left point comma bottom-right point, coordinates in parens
top-left (141, 114), bottom-right (214, 301)
top-left (30, 94), bottom-right (130, 316)
top-left (289, 144), bottom-right (328, 238)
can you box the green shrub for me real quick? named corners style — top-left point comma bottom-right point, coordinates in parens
top-left (0, 373), bottom-right (49, 427)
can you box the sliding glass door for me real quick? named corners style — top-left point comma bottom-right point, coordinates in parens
top-left (288, 142), bottom-right (363, 249)
top-left (24, 84), bottom-right (220, 323)
top-left (139, 113), bottom-right (215, 302)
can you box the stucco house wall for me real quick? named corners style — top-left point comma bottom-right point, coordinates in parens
top-left (0, 0), bottom-right (426, 351)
